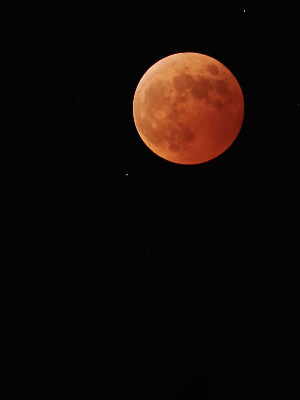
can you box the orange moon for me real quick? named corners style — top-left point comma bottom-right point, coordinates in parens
top-left (133, 52), bottom-right (244, 164)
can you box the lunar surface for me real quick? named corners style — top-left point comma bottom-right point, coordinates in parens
top-left (133, 52), bottom-right (244, 164)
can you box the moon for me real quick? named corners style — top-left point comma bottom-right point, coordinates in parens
top-left (133, 52), bottom-right (244, 164)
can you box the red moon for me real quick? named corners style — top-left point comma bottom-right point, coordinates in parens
top-left (133, 52), bottom-right (244, 164)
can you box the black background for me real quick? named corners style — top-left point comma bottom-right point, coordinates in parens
top-left (1, 2), bottom-right (300, 398)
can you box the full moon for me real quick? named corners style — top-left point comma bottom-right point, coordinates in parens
top-left (133, 52), bottom-right (244, 164)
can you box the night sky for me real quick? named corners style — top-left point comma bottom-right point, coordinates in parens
top-left (2, 2), bottom-right (300, 398)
